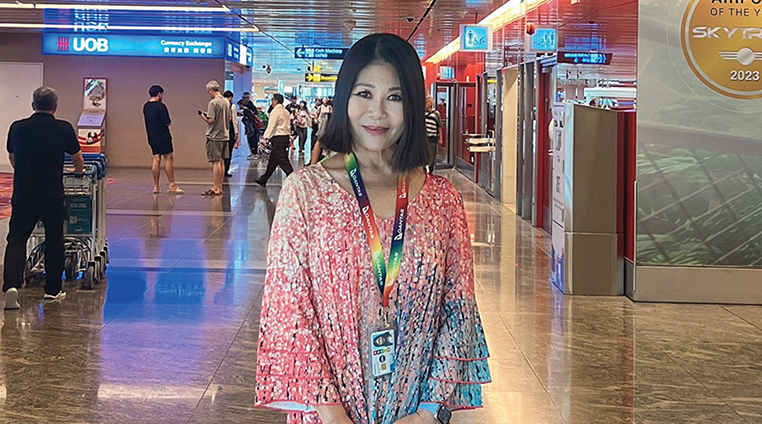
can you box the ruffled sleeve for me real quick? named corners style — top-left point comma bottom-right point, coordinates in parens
top-left (255, 175), bottom-right (341, 412)
top-left (420, 191), bottom-right (491, 410)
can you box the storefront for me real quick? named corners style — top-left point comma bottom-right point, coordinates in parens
top-left (0, 31), bottom-right (252, 169)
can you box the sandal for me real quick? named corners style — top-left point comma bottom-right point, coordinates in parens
top-left (201, 189), bottom-right (222, 196)
top-left (168, 186), bottom-right (184, 195)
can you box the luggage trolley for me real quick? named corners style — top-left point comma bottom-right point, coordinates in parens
top-left (25, 154), bottom-right (109, 290)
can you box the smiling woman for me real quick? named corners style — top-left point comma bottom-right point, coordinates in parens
top-left (255, 33), bottom-right (491, 424)
top-left (320, 33), bottom-right (430, 171)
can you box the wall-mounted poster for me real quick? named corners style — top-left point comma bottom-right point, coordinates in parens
top-left (83, 78), bottom-right (107, 112)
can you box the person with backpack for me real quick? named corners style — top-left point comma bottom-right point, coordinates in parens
top-left (237, 92), bottom-right (262, 158)
top-left (425, 95), bottom-right (442, 174)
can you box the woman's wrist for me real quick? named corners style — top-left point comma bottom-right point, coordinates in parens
top-left (314, 404), bottom-right (352, 424)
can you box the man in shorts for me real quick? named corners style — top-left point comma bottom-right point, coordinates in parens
top-left (143, 85), bottom-right (183, 194)
top-left (198, 80), bottom-right (230, 196)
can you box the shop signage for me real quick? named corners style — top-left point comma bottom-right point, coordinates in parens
top-left (440, 66), bottom-right (455, 80)
top-left (305, 73), bottom-right (338, 83)
top-left (42, 33), bottom-right (225, 58)
top-left (530, 28), bottom-right (558, 52)
top-left (226, 40), bottom-right (253, 67)
top-left (557, 51), bottom-right (613, 65)
top-left (460, 25), bottom-right (493, 52)
top-left (295, 47), bottom-right (348, 60)
top-left (681, 0), bottom-right (762, 99)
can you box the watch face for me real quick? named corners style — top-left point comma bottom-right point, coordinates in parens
top-left (437, 406), bottom-right (452, 424)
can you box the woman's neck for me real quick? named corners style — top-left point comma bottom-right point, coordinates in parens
top-left (352, 146), bottom-right (396, 176)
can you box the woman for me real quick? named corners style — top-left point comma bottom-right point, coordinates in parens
top-left (255, 33), bottom-right (490, 424)
top-left (293, 101), bottom-right (311, 155)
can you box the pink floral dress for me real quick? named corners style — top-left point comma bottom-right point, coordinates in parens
top-left (255, 165), bottom-right (490, 424)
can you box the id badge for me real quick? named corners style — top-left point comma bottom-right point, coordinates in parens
top-left (369, 325), bottom-right (396, 379)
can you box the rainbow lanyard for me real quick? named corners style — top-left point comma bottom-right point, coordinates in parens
top-left (344, 153), bottom-right (410, 308)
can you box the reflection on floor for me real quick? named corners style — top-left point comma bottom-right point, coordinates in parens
top-left (2, 152), bottom-right (762, 424)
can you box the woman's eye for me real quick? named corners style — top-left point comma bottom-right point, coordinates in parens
top-left (388, 93), bottom-right (403, 101)
top-left (354, 91), bottom-right (371, 98)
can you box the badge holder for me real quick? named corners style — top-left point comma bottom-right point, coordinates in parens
top-left (369, 310), bottom-right (396, 379)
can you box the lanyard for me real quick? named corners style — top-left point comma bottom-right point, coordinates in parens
top-left (344, 153), bottom-right (409, 308)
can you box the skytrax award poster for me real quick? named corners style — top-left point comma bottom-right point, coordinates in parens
top-left (637, 0), bottom-right (762, 267)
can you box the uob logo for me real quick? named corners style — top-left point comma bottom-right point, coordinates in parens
top-left (681, 0), bottom-right (762, 99)
top-left (72, 37), bottom-right (109, 53)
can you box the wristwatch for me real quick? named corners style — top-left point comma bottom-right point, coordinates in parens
top-left (419, 403), bottom-right (451, 424)
top-left (434, 405), bottom-right (452, 424)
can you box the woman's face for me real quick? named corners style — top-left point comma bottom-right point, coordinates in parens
top-left (347, 61), bottom-right (404, 154)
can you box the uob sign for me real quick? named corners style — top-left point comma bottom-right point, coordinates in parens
top-left (72, 37), bottom-right (109, 53)
top-left (682, 0), bottom-right (762, 99)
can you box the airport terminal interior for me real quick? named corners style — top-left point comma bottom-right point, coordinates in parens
top-left (2, 0), bottom-right (762, 423)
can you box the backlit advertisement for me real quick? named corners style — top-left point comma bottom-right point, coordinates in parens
top-left (638, 0), bottom-right (762, 267)
top-left (42, 33), bottom-right (225, 58)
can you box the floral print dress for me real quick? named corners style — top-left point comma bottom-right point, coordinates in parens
top-left (255, 165), bottom-right (491, 424)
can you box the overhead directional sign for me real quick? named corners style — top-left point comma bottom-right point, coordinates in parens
top-left (295, 47), bottom-right (348, 60)
top-left (305, 73), bottom-right (338, 83)
top-left (557, 51), bottom-right (613, 65)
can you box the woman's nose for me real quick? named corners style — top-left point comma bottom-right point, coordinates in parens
top-left (367, 97), bottom-right (388, 119)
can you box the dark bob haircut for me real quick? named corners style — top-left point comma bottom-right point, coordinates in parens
top-left (320, 33), bottom-right (428, 171)
top-left (223, 90), bottom-right (234, 99)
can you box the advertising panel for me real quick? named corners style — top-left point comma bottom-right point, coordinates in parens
top-left (550, 104), bottom-right (566, 291)
top-left (43, 33), bottom-right (226, 59)
top-left (638, 0), bottom-right (762, 267)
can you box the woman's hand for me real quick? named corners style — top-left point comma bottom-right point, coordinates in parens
top-left (392, 411), bottom-right (439, 424)
top-left (314, 405), bottom-right (353, 424)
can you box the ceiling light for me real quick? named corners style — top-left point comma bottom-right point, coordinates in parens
top-left (0, 2), bottom-right (229, 12)
top-left (425, 0), bottom-right (553, 64)
top-left (0, 23), bottom-right (259, 33)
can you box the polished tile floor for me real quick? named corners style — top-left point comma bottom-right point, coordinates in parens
top-left (2, 151), bottom-right (762, 423)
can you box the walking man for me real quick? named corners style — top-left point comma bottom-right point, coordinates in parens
top-left (143, 85), bottom-right (183, 194)
top-left (255, 94), bottom-right (293, 187)
top-left (199, 80), bottom-right (230, 196)
top-left (3, 87), bottom-right (84, 310)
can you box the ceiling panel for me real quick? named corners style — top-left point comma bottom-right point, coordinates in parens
top-left (0, 0), bottom-right (509, 82)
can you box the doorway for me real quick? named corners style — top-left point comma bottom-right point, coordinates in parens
top-left (0, 62), bottom-right (44, 173)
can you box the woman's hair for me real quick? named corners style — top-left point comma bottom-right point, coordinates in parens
top-left (300, 100), bottom-right (307, 109)
top-left (223, 90), bottom-right (234, 99)
top-left (320, 33), bottom-right (428, 171)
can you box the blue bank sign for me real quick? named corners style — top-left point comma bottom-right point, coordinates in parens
top-left (42, 33), bottom-right (225, 59)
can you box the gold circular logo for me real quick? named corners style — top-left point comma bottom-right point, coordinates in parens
top-left (681, 0), bottom-right (762, 99)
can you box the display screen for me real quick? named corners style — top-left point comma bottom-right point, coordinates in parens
top-left (531, 28), bottom-right (558, 52)
top-left (226, 40), bottom-right (253, 67)
top-left (42, 32), bottom-right (226, 58)
top-left (460, 25), bottom-right (492, 52)
top-left (440, 66), bottom-right (455, 80)
top-left (557, 51), bottom-right (613, 65)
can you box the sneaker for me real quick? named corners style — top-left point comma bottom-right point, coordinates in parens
top-left (3, 288), bottom-right (20, 310)
top-left (43, 291), bottom-right (66, 301)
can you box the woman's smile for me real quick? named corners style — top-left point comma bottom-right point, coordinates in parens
top-left (362, 125), bottom-right (389, 136)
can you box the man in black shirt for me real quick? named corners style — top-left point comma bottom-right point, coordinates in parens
top-left (237, 92), bottom-right (258, 158)
top-left (143, 85), bottom-right (183, 195)
top-left (3, 87), bottom-right (84, 310)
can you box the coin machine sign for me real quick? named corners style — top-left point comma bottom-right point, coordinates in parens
top-left (681, 0), bottom-right (762, 99)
